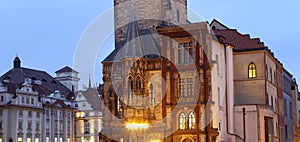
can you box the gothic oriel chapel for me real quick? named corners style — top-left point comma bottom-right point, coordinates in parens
top-left (100, 0), bottom-right (234, 141)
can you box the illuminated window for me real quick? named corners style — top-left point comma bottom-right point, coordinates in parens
top-left (179, 113), bottom-right (186, 130)
top-left (84, 120), bottom-right (90, 134)
top-left (35, 138), bottom-right (39, 142)
top-left (27, 138), bottom-right (31, 142)
top-left (18, 137), bottom-right (22, 142)
top-left (46, 137), bottom-right (49, 142)
top-left (248, 63), bottom-right (257, 78)
top-left (188, 112), bottom-right (196, 129)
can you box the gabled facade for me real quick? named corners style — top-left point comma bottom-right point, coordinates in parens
top-left (75, 88), bottom-right (103, 142)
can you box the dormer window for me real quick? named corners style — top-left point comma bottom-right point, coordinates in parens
top-left (248, 63), bottom-right (257, 78)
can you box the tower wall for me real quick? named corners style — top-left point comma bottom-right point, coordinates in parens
top-left (114, 0), bottom-right (188, 46)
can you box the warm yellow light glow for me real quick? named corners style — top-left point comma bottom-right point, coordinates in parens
top-left (150, 140), bottom-right (161, 142)
top-left (125, 123), bottom-right (149, 129)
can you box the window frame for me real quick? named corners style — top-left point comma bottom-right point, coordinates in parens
top-left (248, 62), bottom-right (257, 79)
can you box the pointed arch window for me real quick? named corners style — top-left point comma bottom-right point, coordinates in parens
top-left (179, 113), bottom-right (186, 130)
top-left (188, 112), bottom-right (196, 129)
top-left (248, 63), bottom-right (257, 78)
top-left (136, 76), bottom-right (141, 94)
top-left (128, 77), bottom-right (134, 104)
top-left (150, 84), bottom-right (155, 107)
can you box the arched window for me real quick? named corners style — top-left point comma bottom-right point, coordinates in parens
top-left (150, 84), bottom-right (155, 107)
top-left (128, 77), bottom-right (134, 104)
top-left (248, 63), bottom-right (257, 78)
top-left (188, 112), bottom-right (196, 129)
top-left (136, 76), bottom-right (141, 93)
top-left (179, 113), bottom-right (186, 130)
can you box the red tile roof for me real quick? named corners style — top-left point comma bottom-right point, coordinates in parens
top-left (213, 29), bottom-right (265, 50)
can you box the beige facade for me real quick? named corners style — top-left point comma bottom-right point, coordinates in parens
top-left (75, 88), bottom-right (103, 142)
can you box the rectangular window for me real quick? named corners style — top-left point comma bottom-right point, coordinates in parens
top-left (0, 110), bottom-right (2, 116)
top-left (18, 121), bottom-right (23, 129)
top-left (179, 78), bottom-right (194, 97)
top-left (55, 137), bottom-right (58, 142)
top-left (46, 137), bottom-right (49, 142)
top-left (19, 110), bottom-right (23, 116)
top-left (36, 122), bottom-right (40, 131)
top-left (26, 97), bottom-right (30, 104)
top-left (18, 137), bottom-right (22, 142)
top-left (177, 42), bottom-right (194, 64)
top-left (0, 121), bottom-right (2, 129)
top-left (28, 111), bottom-right (32, 117)
top-left (22, 97), bottom-right (25, 103)
top-left (67, 138), bottom-right (70, 142)
top-left (28, 122), bottom-right (32, 131)
top-left (0, 96), bottom-right (3, 102)
top-left (290, 102), bottom-right (293, 119)
top-left (35, 138), bottom-right (39, 142)
top-left (36, 112), bottom-right (40, 118)
top-left (27, 138), bottom-right (31, 142)
top-left (0, 138), bottom-right (2, 142)
top-left (31, 98), bottom-right (34, 104)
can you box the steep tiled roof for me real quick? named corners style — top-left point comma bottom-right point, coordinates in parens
top-left (0, 67), bottom-right (74, 100)
top-left (77, 88), bottom-right (102, 110)
top-left (213, 29), bottom-right (265, 50)
top-left (102, 28), bottom-right (161, 63)
top-left (55, 66), bottom-right (78, 74)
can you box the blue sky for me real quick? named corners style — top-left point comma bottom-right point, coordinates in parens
top-left (0, 0), bottom-right (299, 89)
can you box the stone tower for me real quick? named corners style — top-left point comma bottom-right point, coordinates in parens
top-left (114, 0), bottom-right (188, 46)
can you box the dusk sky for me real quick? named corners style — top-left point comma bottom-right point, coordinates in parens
top-left (0, 0), bottom-right (299, 89)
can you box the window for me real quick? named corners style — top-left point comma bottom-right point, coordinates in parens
top-left (177, 42), bottom-right (194, 64)
top-left (265, 64), bottom-right (268, 79)
top-left (216, 55), bottom-right (219, 74)
top-left (28, 111), bottom-right (32, 117)
top-left (128, 77), bottom-right (134, 104)
top-left (59, 138), bottom-right (63, 142)
top-left (84, 120), bottom-right (90, 133)
top-left (177, 9), bottom-right (180, 23)
top-left (26, 97), bottom-right (30, 104)
top-left (46, 137), bottom-right (49, 142)
top-left (36, 112), bottom-right (40, 118)
top-left (217, 87), bottom-right (221, 107)
top-left (188, 112), bottom-right (196, 129)
top-left (248, 63), bottom-right (257, 78)
top-left (285, 125), bottom-right (288, 138)
top-left (289, 102), bottom-right (292, 119)
top-left (35, 138), bottom-right (39, 142)
top-left (179, 78), bottom-right (194, 97)
top-left (179, 113), bottom-right (186, 130)
top-left (0, 121), bottom-right (2, 129)
top-left (0, 96), bottom-right (3, 102)
top-left (31, 98), bottom-right (34, 104)
top-left (284, 99), bottom-right (287, 116)
top-left (270, 68), bottom-right (272, 82)
top-left (19, 110), bottom-right (23, 116)
top-left (271, 96), bottom-right (273, 107)
top-left (27, 138), bottom-right (31, 142)
top-left (18, 121), bottom-right (23, 129)
top-left (0, 110), bottom-right (2, 116)
top-left (22, 97), bottom-right (25, 103)
top-left (36, 122), bottom-right (40, 131)
top-left (150, 84), bottom-right (155, 107)
top-left (55, 137), bottom-right (58, 142)
top-left (136, 76), bottom-right (141, 93)
top-left (18, 137), bottom-right (22, 142)
top-left (28, 122), bottom-right (32, 131)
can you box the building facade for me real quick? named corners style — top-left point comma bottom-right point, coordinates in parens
top-left (0, 57), bottom-right (76, 142)
top-left (75, 88), bottom-right (103, 142)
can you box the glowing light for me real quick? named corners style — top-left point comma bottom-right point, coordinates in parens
top-left (150, 140), bottom-right (161, 142)
top-left (125, 123), bottom-right (149, 129)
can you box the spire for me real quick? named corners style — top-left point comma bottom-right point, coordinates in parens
top-left (88, 72), bottom-right (92, 88)
top-left (123, 0), bottom-right (144, 58)
top-left (13, 55), bottom-right (21, 68)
